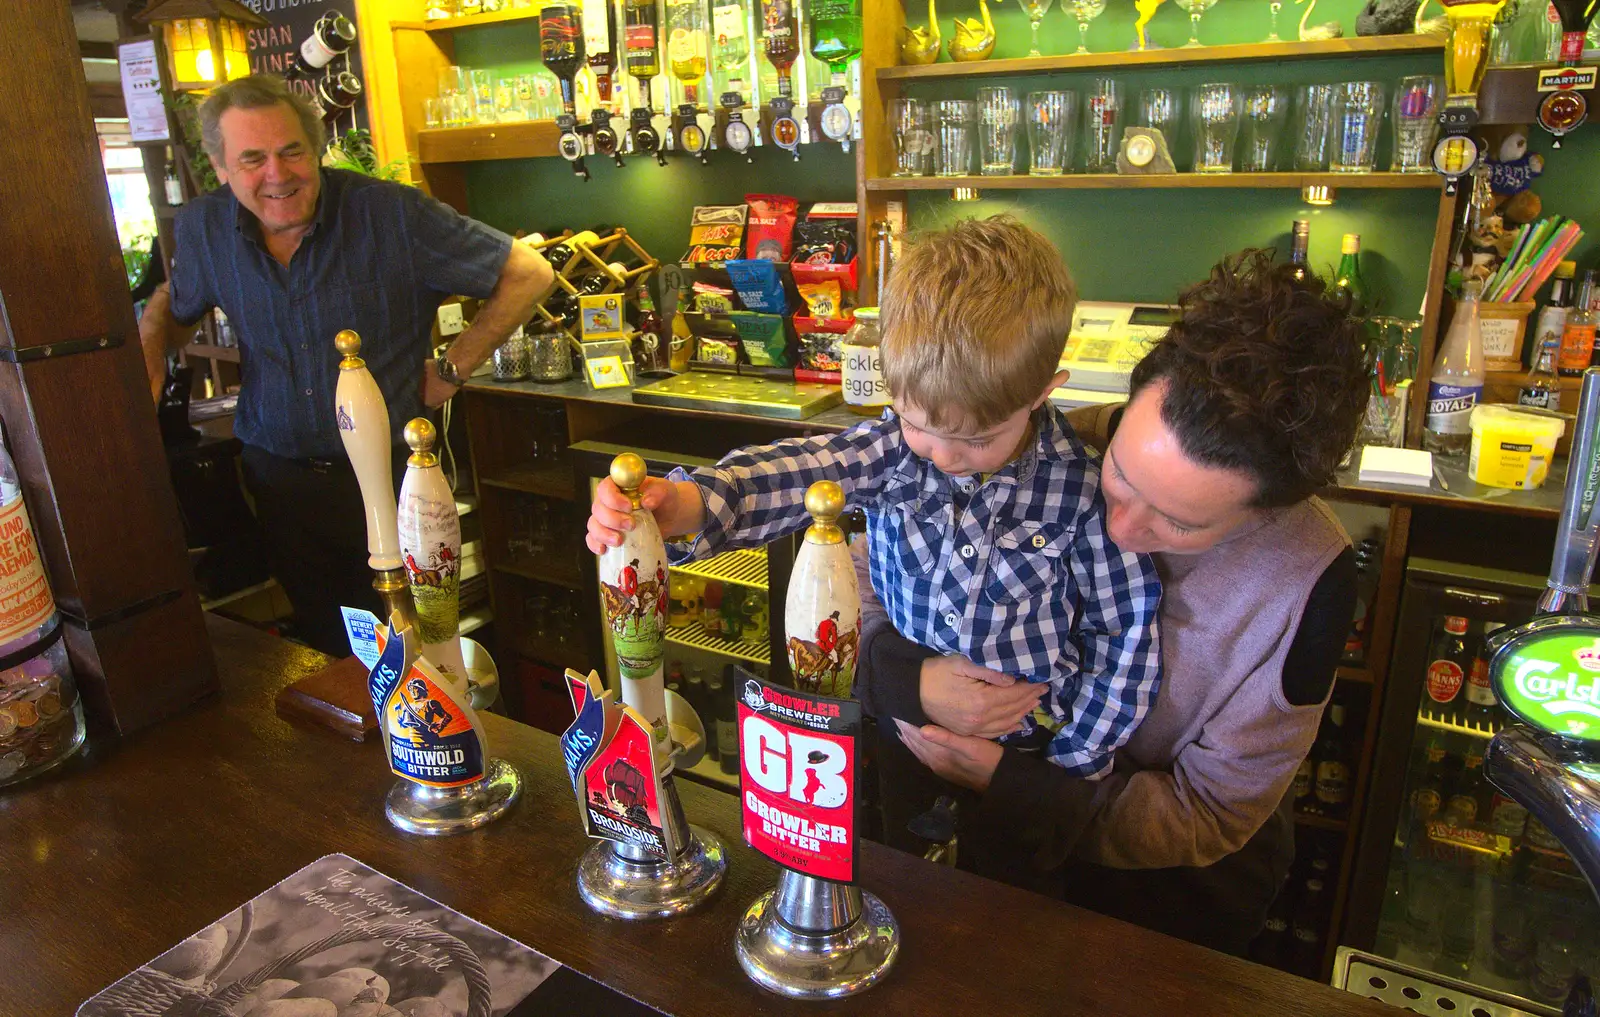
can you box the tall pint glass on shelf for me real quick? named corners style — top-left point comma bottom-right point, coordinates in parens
top-left (0, 431), bottom-right (86, 786)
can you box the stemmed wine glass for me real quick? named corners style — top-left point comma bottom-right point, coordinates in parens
top-left (1265, 0), bottom-right (1283, 40)
top-left (1068, 0), bottom-right (1107, 54)
top-left (1022, 0), bottom-right (1055, 58)
top-left (1177, 0), bottom-right (1220, 46)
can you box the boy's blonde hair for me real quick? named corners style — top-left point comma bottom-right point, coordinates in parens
top-left (880, 214), bottom-right (1077, 432)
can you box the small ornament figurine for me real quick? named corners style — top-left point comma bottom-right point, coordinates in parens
top-left (900, 0), bottom-right (943, 64)
top-left (950, 0), bottom-right (1002, 61)
top-left (1134, 0), bottom-right (1166, 50)
top-left (783, 481), bottom-right (861, 698)
top-left (1479, 123), bottom-right (1545, 224)
top-left (1297, 0), bottom-right (1345, 39)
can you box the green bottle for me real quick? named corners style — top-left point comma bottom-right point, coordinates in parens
top-left (1334, 233), bottom-right (1371, 318)
top-left (807, 0), bottom-right (862, 77)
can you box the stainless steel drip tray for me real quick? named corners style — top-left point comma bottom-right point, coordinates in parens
top-left (631, 372), bottom-right (844, 420)
top-left (1332, 948), bottom-right (1560, 1017)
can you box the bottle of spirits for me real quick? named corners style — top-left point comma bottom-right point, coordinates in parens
top-left (666, 0), bottom-right (709, 107)
top-left (759, 0), bottom-right (800, 98)
top-left (1556, 265), bottom-right (1593, 376)
top-left (1334, 233), bottom-right (1370, 316)
top-left (713, 0), bottom-right (752, 94)
top-left (1518, 333), bottom-right (1560, 409)
top-left (808, 0), bottom-right (862, 75)
top-left (582, 0), bottom-right (618, 104)
top-left (625, 0), bottom-right (662, 86)
top-left (540, 4), bottom-right (587, 113)
top-left (1535, 260), bottom-right (1576, 376)
top-left (1288, 219), bottom-right (1311, 283)
top-left (1424, 280), bottom-right (1485, 456)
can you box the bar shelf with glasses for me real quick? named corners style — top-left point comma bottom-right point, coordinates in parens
top-left (866, 172), bottom-right (1443, 189)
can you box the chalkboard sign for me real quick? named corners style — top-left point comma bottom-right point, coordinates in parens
top-left (239, 0), bottom-right (370, 135)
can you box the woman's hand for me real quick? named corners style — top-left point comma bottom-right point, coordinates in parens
top-left (895, 719), bottom-right (1005, 792)
top-left (920, 654), bottom-right (1044, 739)
top-left (585, 476), bottom-right (704, 554)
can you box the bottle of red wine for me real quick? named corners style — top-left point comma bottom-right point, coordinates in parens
top-left (288, 12), bottom-right (356, 81)
top-left (317, 70), bottom-right (363, 122)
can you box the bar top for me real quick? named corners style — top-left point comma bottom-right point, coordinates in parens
top-left (3, 617), bottom-right (1396, 1016)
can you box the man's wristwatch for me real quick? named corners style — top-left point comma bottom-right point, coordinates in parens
top-left (435, 354), bottom-right (464, 388)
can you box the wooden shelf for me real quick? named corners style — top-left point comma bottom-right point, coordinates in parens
top-left (480, 462), bottom-right (576, 500)
top-left (876, 34), bottom-right (1443, 82)
top-left (392, 7), bottom-right (544, 33)
top-left (495, 554), bottom-right (584, 591)
top-left (418, 120), bottom-right (561, 164)
top-left (182, 343), bottom-right (240, 363)
top-left (1294, 810), bottom-right (1350, 833)
top-left (866, 172), bottom-right (1441, 191)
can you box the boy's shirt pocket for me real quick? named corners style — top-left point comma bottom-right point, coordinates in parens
top-left (983, 520), bottom-right (1075, 605)
top-left (879, 481), bottom-right (946, 577)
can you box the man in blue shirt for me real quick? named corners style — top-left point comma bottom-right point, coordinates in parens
top-left (138, 75), bottom-right (552, 654)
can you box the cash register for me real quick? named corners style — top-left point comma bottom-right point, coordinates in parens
top-left (1050, 301), bottom-right (1179, 409)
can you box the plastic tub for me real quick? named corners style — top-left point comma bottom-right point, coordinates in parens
top-left (1468, 404), bottom-right (1565, 490)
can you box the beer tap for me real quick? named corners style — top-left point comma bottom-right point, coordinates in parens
top-left (334, 333), bottom-right (521, 835)
top-left (734, 481), bottom-right (899, 999)
top-left (572, 454), bottom-right (727, 919)
top-left (1425, 0), bottom-right (1507, 192)
top-left (1536, 0), bottom-right (1599, 147)
top-left (1483, 370), bottom-right (1600, 959)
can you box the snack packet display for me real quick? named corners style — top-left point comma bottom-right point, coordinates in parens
top-left (724, 259), bottom-right (788, 314)
top-left (730, 311), bottom-right (790, 367)
top-left (693, 281), bottom-right (736, 314)
top-left (792, 203), bottom-right (859, 266)
top-left (696, 335), bottom-right (741, 365)
top-left (798, 279), bottom-right (843, 319)
top-left (684, 205), bottom-right (748, 264)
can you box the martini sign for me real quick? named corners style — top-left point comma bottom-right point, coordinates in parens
top-left (1491, 619), bottom-right (1600, 742)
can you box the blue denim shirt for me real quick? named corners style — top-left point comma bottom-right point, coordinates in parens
top-left (169, 168), bottom-right (512, 459)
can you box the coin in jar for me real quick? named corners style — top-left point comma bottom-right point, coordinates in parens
top-left (36, 692), bottom-right (60, 719)
top-left (0, 708), bottom-right (15, 739)
top-left (0, 751), bottom-right (23, 780)
top-left (12, 700), bottom-right (37, 728)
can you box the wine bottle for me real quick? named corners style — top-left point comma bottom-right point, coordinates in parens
top-left (582, 0), bottom-right (618, 103)
top-left (540, 4), bottom-right (587, 112)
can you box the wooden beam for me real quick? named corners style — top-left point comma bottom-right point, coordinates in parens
top-left (86, 80), bottom-right (126, 119)
top-left (0, 0), bottom-right (217, 736)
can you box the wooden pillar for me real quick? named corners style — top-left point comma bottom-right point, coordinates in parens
top-left (0, 0), bottom-right (217, 735)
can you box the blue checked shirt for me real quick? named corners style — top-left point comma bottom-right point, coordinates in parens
top-left (667, 408), bottom-right (1162, 777)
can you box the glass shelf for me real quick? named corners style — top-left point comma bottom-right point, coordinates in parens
top-left (1416, 704), bottom-right (1501, 741)
top-left (672, 548), bottom-right (769, 590)
top-left (665, 618), bottom-right (770, 665)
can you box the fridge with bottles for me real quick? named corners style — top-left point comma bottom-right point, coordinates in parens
top-left (1344, 557), bottom-right (1600, 1011)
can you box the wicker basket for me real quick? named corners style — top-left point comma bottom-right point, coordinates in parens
top-left (81, 902), bottom-right (494, 1017)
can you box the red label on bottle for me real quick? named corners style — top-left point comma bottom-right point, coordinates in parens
top-left (1466, 657), bottom-right (1498, 705)
top-left (1562, 31), bottom-right (1585, 62)
top-left (625, 23), bottom-right (657, 50)
top-left (1427, 659), bottom-right (1465, 702)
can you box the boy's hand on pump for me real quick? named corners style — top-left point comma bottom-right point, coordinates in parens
top-left (586, 475), bottom-right (704, 554)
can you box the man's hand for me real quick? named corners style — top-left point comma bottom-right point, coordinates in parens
top-left (585, 476), bottom-right (706, 554)
top-left (421, 359), bottom-right (461, 408)
top-left (920, 654), bottom-right (1044, 739)
top-left (895, 719), bottom-right (1005, 792)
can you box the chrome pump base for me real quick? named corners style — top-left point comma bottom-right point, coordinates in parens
top-left (735, 870), bottom-right (900, 999)
top-left (384, 756), bottom-right (522, 836)
top-left (577, 826), bottom-right (727, 919)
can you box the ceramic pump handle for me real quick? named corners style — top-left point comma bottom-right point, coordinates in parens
top-left (784, 480), bottom-right (862, 699)
top-left (597, 453), bottom-right (669, 742)
top-left (334, 330), bottom-right (402, 573)
top-left (1542, 367), bottom-right (1600, 614)
top-left (398, 417), bottom-right (469, 687)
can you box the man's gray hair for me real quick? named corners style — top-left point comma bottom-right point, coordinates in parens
top-left (199, 75), bottom-right (326, 162)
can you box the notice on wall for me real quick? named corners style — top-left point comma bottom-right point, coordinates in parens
top-left (118, 39), bottom-right (168, 143)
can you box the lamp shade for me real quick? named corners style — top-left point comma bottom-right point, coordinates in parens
top-left (137, 0), bottom-right (268, 91)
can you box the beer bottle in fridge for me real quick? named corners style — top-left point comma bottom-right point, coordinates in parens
top-left (1425, 616), bottom-right (1471, 709)
top-left (716, 665), bottom-right (739, 776)
top-left (1464, 620), bottom-right (1504, 728)
top-left (1312, 702), bottom-right (1353, 819)
top-left (1289, 877), bottom-right (1328, 978)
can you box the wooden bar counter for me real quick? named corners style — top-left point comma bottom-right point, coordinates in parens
top-left (2, 617), bottom-right (1391, 1016)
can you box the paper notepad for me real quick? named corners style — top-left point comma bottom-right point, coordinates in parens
top-left (1358, 445), bottom-right (1434, 488)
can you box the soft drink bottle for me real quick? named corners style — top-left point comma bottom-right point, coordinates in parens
top-left (1425, 280), bottom-right (1486, 456)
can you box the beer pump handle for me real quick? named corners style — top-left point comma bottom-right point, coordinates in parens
top-left (335, 330), bottom-right (402, 574)
top-left (1542, 367), bottom-right (1600, 614)
top-left (608, 453), bottom-right (669, 736)
top-left (399, 418), bottom-right (469, 686)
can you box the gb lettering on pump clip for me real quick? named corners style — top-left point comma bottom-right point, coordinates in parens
top-left (629, 107), bottom-right (667, 166)
top-left (819, 85), bottom-right (853, 152)
top-left (768, 95), bottom-right (801, 161)
top-left (675, 102), bottom-right (711, 164)
top-left (591, 108), bottom-right (624, 167)
top-left (721, 91), bottom-right (754, 163)
top-left (556, 113), bottom-right (590, 180)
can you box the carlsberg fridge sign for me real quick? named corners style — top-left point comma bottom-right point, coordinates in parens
top-left (1493, 625), bottom-right (1600, 742)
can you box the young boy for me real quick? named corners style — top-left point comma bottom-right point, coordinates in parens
top-left (586, 215), bottom-right (1160, 778)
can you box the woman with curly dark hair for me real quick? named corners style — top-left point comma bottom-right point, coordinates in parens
top-left (862, 248), bottom-right (1372, 954)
